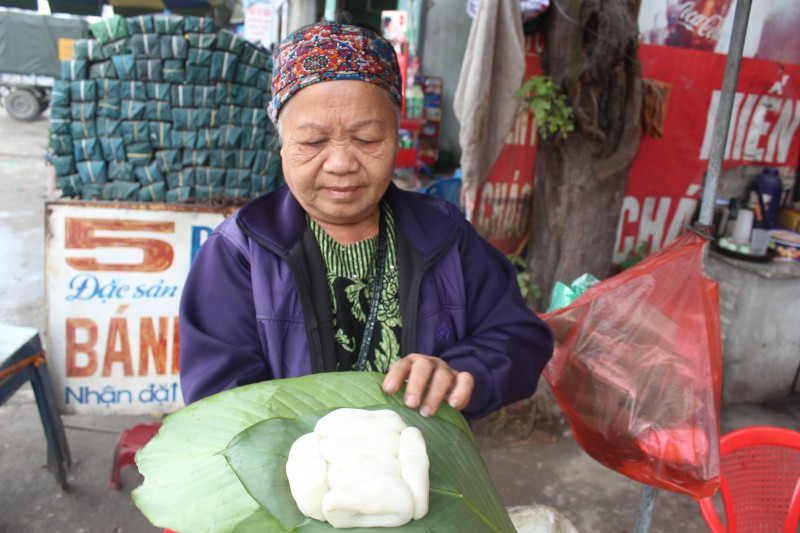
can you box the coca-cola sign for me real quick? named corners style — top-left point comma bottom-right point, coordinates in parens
top-left (674, 0), bottom-right (728, 43)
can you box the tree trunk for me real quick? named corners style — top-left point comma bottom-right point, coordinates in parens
top-left (529, 0), bottom-right (643, 310)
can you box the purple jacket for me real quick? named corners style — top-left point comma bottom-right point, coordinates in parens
top-left (179, 184), bottom-right (553, 419)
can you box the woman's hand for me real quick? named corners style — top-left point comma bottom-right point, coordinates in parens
top-left (382, 354), bottom-right (475, 417)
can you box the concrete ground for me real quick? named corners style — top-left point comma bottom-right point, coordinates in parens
top-left (1, 110), bottom-right (798, 533)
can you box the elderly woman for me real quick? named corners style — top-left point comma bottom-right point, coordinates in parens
top-left (179, 20), bottom-right (553, 419)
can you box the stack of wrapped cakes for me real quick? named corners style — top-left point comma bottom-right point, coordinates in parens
top-left (49, 14), bottom-right (282, 203)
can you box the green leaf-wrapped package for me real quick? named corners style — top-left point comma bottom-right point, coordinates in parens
top-left (71, 102), bottom-right (96, 121)
top-left (70, 119), bottom-right (97, 140)
top-left (210, 51), bottom-right (238, 82)
top-left (50, 106), bottom-right (71, 120)
top-left (187, 47), bottom-right (213, 66)
top-left (96, 117), bottom-right (122, 136)
top-left (102, 38), bottom-right (129, 57)
top-left (120, 99), bottom-right (146, 120)
top-left (126, 141), bottom-right (153, 166)
top-left (61, 60), bottom-right (87, 81)
top-left (57, 174), bottom-right (82, 197)
top-left (186, 65), bottom-right (211, 85)
top-left (193, 85), bottom-right (216, 108)
top-left (161, 59), bottom-right (185, 83)
top-left (77, 160), bottom-right (107, 184)
top-left (72, 137), bottom-right (102, 161)
top-left (136, 59), bottom-right (162, 81)
top-left (96, 99), bottom-right (121, 119)
top-left (225, 168), bottom-right (251, 189)
top-left (70, 80), bottom-right (97, 102)
top-left (165, 185), bottom-right (194, 203)
top-left (51, 81), bottom-right (71, 107)
top-left (50, 118), bottom-right (71, 135)
top-left (217, 105), bottom-right (240, 126)
top-left (193, 128), bottom-right (216, 149)
top-left (52, 154), bottom-right (76, 177)
top-left (134, 161), bottom-right (164, 185)
top-left (89, 60), bottom-right (117, 79)
top-left (235, 86), bottom-right (263, 108)
top-left (208, 149), bottom-right (235, 168)
top-left (50, 134), bottom-right (73, 156)
top-left (215, 29), bottom-right (246, 56)
top-left (80, 182), bottom-right (104, 200)
top-left (154, 149), bottom-right (182, 173)
top-left (90, 15), bottom-right (128, 44)
top-left (109, 161), bottom-right (135, 181)
top-left (137, 181), bottom-right (166, 202)
top-left (145, 82), bottom-right (172, 101)
top-left (217, 125), bottom-right (242, 148)
top-left (187, 33), bottom-right (216, 49)
top-left (148, 121), bottom-right (174, 148)
top-left (235, 63), bottom-right (260, 87)
top-left (232, 149), bottom-right (256, 168)
top-left (119, 80), bottom-right (147, 100)
top-left (214, 82), bottom-right (237, 105)
top-left (195, 166), bottom-right (225, 187)
top-left (166, 167), bottom-right (195, 189)
top-left (132, 373), bottom-right (516, 533)
top-left (183, 16), bottom-right (216, 34)
top-left (100, 137), bottom-right (126, 162)
top-left (240, 127), bottom-right (265, 150)
top-left (182, 149), bottom-right (209, 167)
top-left (126, 15), bottom-right (154, 35)
top-left (224, 187), bottom-right (250, 201)
top-left (193, 184), bottom-right (223, 200)
top-left (129, 33), bottom-right (161, 58)
top-left (171, 107), bottom-right (200, 130)
top-left (240, 45), bottom-right (269, 69)
top-left (144, 100), bottom-right (172, 121)
top-left (112, 54), bottom-right (137, 80)
top-left (240, 107), bottom-right (267, 128)
top-left (73, 39), bottom-right (106, 61)
top-left (170, 85), bottom-right (194, 108)
top-left (102, 180), bottom-right (140, 201)
top-left (170, 129), bottom-right (196, 148)
top-left (153, 14), bottom-right (184, 35)
top-left (95, 78), bottom-right (121, 100)
top-left (252, 173), bottom-right (279, 194)
top-left (160, 35), bottom-right (188, 59)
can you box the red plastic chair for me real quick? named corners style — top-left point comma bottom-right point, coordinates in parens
top-left (109, 422), bottom-right (162, 489)
top-left (698, 426), bottom-right (800, 532)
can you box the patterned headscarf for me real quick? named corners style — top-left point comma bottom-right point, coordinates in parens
top-left (268, 22), bottom-right (402, 125)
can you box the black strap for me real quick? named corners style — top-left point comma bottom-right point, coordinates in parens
top-left (355, 211), bottom-right (388, 371)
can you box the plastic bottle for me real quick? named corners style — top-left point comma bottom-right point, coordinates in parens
top-left (405, 84), bottom-right (424, 120)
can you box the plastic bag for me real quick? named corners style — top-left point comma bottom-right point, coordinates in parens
top-left (542, 232), bottom-right (721, 499)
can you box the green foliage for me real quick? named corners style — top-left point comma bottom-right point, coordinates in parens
top-left (508, 254), bottom-right (541, 304)
top-left (514, 75), bottom-right (575, 140)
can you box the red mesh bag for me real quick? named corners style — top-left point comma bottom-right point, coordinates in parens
top-left (542, 232), bottom-right (722, 499)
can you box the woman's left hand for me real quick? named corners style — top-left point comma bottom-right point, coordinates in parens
top-left (382, 354), bottom-right (475, 417)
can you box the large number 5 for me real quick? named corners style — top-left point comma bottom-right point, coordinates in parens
top-left (65, 218), bottom-right (175, 272)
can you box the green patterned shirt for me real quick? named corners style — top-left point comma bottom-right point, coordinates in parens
top-left (308, 204), bottom-right (402, 372)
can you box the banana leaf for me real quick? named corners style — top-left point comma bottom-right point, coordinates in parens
top-left (96, 78), bottom-right (121, 100)
top-left (52, 81), bottom-right (71, 107)
top-left (132, 372), bottom-right (515, 533)
top-left (126, 15), bottom-right (154, 35)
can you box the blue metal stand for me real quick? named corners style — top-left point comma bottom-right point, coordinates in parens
top-left (1, 324), bottom-right (72, 489)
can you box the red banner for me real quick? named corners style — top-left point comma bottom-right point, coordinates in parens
top-left (471, 34), bottom-right (542, 255)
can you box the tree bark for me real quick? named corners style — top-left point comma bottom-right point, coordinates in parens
top-left (529, 0), bottom-right (643, 310)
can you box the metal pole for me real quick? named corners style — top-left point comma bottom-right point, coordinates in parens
top-left (697, 0), bottom-right (753, 227)
top-left (633, 486), bottom-right (659, 533)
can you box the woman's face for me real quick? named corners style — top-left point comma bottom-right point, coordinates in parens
top-left (279, 80), bottom-right (399, 229)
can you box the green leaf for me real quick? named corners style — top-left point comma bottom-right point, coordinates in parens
top-left (133, 373), bottom-right (513, 532)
